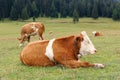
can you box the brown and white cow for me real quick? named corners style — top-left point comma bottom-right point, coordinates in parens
top-left (92, 31), bottom-right (103, 37)
top-left (20, 31), bottom-right (105, 68)
top-left (18, 22), bottom-right (45, 47)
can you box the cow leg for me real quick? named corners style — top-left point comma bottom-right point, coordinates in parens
top-left (42, 61), bottom-right (55, 67)
top-left (77, 61), bottom-right (105, 68)
top-left (58, 60), bottom-right (104, 68)
top-left (40, 35), bottom-right (44, 40)
top-left (61, 60), bottom-right (94, 68)
top-left (27, 36), bottom-right (31, 42)
top-left (59, 60), bottom-right (83, 68)
top-left (38, 33), bottom-right (43, 40)
top-left (19, 35), bottom-right (26, 47)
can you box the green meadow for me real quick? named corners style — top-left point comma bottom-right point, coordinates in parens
top-left (0, 18), bottom-right (120, 80)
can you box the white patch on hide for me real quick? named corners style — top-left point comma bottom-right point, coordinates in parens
top-left (45, 38), bottom-right (55, 62)
top-left (29, 25), bottom-right (38, 36)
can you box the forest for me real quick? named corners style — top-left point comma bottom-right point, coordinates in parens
top-left (0, 0), bottom-right (120, 21)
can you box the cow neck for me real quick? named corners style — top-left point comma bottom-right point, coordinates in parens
top-left (74, 38), bottom-right (81, 61)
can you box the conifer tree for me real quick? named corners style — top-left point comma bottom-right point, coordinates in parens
top-left (50, 0), bottom-right (58, 18)
top-left (0, 0), bottom-right (120, 21)
top-left (31, 1), bottom-right (38, 21)
top-left (10, 6), bottom-right (18, 20)
top-left (73, 0), bottom-right (79, 23)
top-left (86, 2), bottom-right (92, 17)
top-left (112, 2), bottom-right (120, 20)
top-left (112, 9), bottom-right (118, 20)
top-left (73, 9), bottom-right (79, 23)
top-left (92, 0), bottom-right (99, 19)
top-left (60, 0), bottom-right (67, 17)
top-left (21, 6), bottom-right (29, 20)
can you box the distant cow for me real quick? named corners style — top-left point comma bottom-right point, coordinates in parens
top-left (18, 22), bottom-right (45, 47)
top-left (20, 31), bottom-right (104, 68)
top-left (92, 31), bottom-right (103, 37)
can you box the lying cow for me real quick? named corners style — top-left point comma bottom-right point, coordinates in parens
top-left (92, 31), bottom-right (103, 37)
top-left (18, 22), bottom-right (45, 47)
top-left (20, 31), bottom-right (104, 68)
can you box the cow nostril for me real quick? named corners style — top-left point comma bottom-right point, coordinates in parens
top-left (94, 50), bottom-right (97, 53)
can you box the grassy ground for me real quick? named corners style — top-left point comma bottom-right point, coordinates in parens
top-left (0, 18), bottom-right (120, 80)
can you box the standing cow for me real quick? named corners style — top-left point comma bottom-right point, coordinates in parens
top-left (18, 22), bottom-right (45, 47)
top-left (20, 31), bottom-right (104, 68)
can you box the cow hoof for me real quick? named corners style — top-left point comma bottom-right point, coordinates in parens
top-left (94, 63), bottom-right (105, 69)
top-left (19, 44), bottom-right (23, 47)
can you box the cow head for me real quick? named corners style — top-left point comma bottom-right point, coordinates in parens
top-left (92, 31), bottom-right (97, 36)
top-left (79, 31), bottom-right (96, 56)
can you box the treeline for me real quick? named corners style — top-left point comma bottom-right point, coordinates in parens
top-left (0, 0), bottom-right (120, 21)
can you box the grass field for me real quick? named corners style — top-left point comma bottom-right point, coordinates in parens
top-left (0, 18), bottom-right (120, 80)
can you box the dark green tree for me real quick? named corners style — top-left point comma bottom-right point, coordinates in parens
top-left (112, 2), bottom-right (120, 20)
top-left (10, 6), bottom-right (18, 20)
top-left (109, 1), bottom-right (114, 18)
top-left (21, 6), bottom-right (29, 20)
top-left (86, 2), bottom-right (92, 17)
top-left (31, 1), bottom-right (38, 21)
top-left (26, 0), bottom-right (32, 17)
top-left (117, 3), bottom-right (120, 20)
top-left (0, 0), bottom-right (6, 20)
top-left (73, 0), bottom-right (79, 23)
top-left (1, 0), bottom-right (14, 18)
top-left (60, 0), bottom-right (67, 17)
top-left (0, 6), bottom-right (4, 20)
top-left (73, 9), bottom-right (79, 23)
top-left (69, 0), bottom-right (76, 17)
top-left (10, 0), bottom-right (26, 20)
top-left (0, 0), bottom-right (120, 21)
top-left (112, 9), bottom-right (118, 20)
top-left (6, 0), bottom-right (14, 17)
top-left (102, 1), bottom-right (107, 17)
top-left (44, 0), bottom-right (52, 17)
top-left (50, 0), bottom-right (58, 18)
top-left (92, 0), bottom-right (99, 19)
top-left (34, 0), bottom-right (44, 17)
top-left (78, 0), bottom-right (86, 17)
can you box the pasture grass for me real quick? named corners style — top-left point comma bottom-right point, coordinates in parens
top-left (0, 18), bottom-right (120, 80)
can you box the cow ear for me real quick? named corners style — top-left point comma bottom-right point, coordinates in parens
top-left (76, 36), bottom-right (81, 42)
top-left (76, 37), bottom-right (83, 42)
top-left (75, 34), bottom-right (84, 42)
